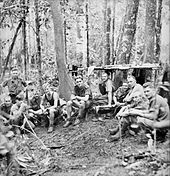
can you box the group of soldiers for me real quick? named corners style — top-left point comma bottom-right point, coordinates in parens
top-left (0, 66), bottom-right (170, 144)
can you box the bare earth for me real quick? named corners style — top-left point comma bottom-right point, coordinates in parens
top-left (13, 115), bottom-right (169, 176)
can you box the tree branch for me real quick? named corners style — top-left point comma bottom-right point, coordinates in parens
top-left (0, 19), bottom-right (23, 82)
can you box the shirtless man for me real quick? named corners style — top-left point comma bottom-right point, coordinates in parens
top-left (40, 84), bottom-right (60, 133)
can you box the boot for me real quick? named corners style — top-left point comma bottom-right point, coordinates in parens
top-left (109, 126), bottom-right (119, 135)
top-left (48, 126), bottom-right (53, 133)
top-left (73, 118), bottom-right (80, 126)
top-left (108, 120), bottom-right (129, 142)
top-left (63, 120), bottom-right (71, 128)
top-left (108, 130), bottom-right (121, 142)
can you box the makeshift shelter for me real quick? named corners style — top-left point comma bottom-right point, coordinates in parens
top-left (93, 63), bottom-right (161, 90)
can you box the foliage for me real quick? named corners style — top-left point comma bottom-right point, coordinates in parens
top-left (0, 0), bottom-right (169, 83)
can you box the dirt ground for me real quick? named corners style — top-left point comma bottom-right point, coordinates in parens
top-left (4, 113), bottom-right (167, 176)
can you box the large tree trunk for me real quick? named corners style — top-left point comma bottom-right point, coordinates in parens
top-left (116, 0), bottom-right (139, 64)
top-left (105, 0), bottom-right (111, 65)
top-left (0, 40), bottom-right (2, 78)
top-left (155, 0), bottom-right (162, 62)
top-left (63, 0), bottom-right (68, 65)
top-left (75, 0), bottom-right (86, 67)
top-left (47, 0), bottom-right (74, 101)
top-left (86, 0), bottom-right (89, 67)
top-left (110, 0), bottom-right (115, 64)
top-left (34, 0), bottom-right (43, 91)
top-left (143, 0), bottom-right (156, 63)
top-left (102, 0), bottom-right (107, 65)
top-left (22, 0), bottom-right (27, 80)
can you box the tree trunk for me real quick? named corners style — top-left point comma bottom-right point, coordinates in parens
top-left (114, 14), bottom-right (125, 64)
top-left (110, 0), bottom-right (115, 64)
top-left (143, 0), bottom-right (156, 63)
top-left (103, 0), bottom-right (107, 65)
top-left (34, 0), bottom-right (43, 91)
top-left (155, 0), bottom-right (162, 62)
top-left (105, 0), bottom-right (111, 65)
top-left (116, 0), bottom-right (139, 64)
top-left (86, 0), bottom-right (89, 67)
top-left (75, 0), bottom-right (86, 67)
top-left (0, 39), bottom-right (2, 77)
top-left (22, 0), bottom-right (27, 80)
top-left (63, 0), bottom-right (67, 65)
top-left (47, 0), bottom-right (74, 101)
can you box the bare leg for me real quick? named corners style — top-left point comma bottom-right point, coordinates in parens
top-left (78, 101), bottom-right (86, 118)
top-left (48, 108), bottom-right (55, 133)
top-left (66, 100), bottom-right (73, 120)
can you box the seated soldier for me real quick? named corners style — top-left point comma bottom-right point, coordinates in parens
top-left (28, 89), bottom-right (42, 125)
top-left (133, 82), bottom-right (169, 135)
top-left (108, 91), bottom-right (149, 142)
top-left (123, 75), bottom-right (144, 104)
top-left (0, 96), bottom-right (13, 123)
top-left (2, 67), bottom-right (27, 104)
top-left (91, 72), bottom-right (115, 120)
top-left (113, 82), bottom-right (130, 106)
top-left (64, 75), bottom-right (92, 127)
top-left (112, 82), bottom-right (130, 116)
top-left (87, 71), bottom-right (101, 99)
top-left (109, 82), bottom-right (169, 142)
top-left (93, 71), bottom-right (114, 106)
top-left (40, 84), bottom-right (60, 133)
top-left (10, 94), bottom-right (30, 134)
top-left (110, 75), bottom-right (145, 123)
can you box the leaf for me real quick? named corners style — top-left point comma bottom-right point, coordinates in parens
top-left (15, 158), bottom-right (30, 168)
top-left (40, 157), bottom-right (51, 166)
top-left (126, 161), bottom-right (143, 169)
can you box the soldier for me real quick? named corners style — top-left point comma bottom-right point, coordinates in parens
top-left (2, 67), bottom-right (27, 104)
top-left (10, 93), bottom-right (29, 134)
top-left (93, 72), bottom-right (114, 106)
top-left (113, 82), bottom-right (130, 106)
top-left (123, 75), bottom-right (144, 104)
top-left (64, 75), bottom-right (92, 127)
top-left (108, 91), bottom-right (149, 142)
top-left (28, 89), bottom-right (42, 125)
top-left (0, 96), bottom-right (13, 123)
top-left (135, 82), bottom-right (169, 130)
top-left (109, 82), bottom-right (170, 142)
top-left (40, 84), bottom-right (60, 133)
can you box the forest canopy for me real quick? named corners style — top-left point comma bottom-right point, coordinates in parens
top-left (0, 0), bottom-right (169, 89)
